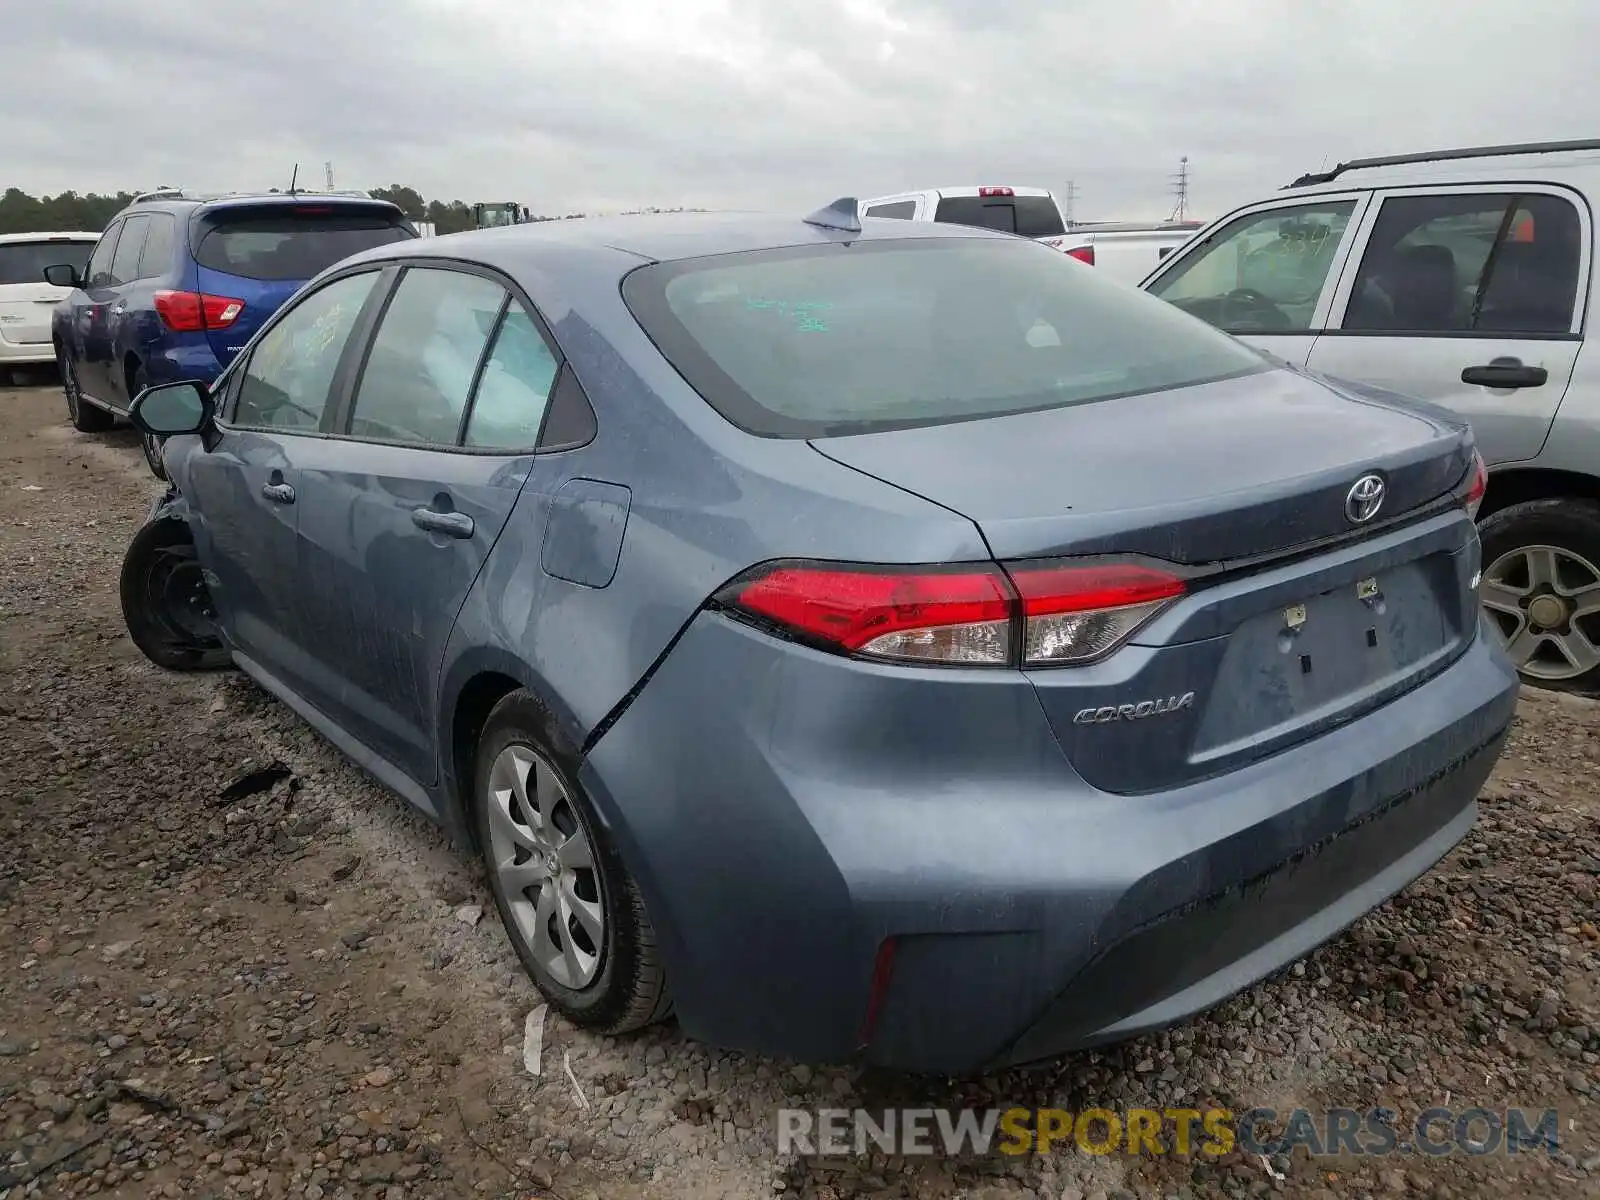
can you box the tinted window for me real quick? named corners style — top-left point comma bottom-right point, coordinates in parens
top-left (865, 201), bottom-right (916, 220)
top-left (0, 238), bottom-right (97, 285)
top-left (349, 268), bottom-right (507, 446)
top-left (109, 215), bottom-right (150, 285)
top-left (85, 226), bottom-right (119, 287)
top-left (196, 211), bottom-right (412, 281)
top-left (933, 195), bottom-right (1066, 238)
top-left (622, 237), bottom-right (1266, 438)
top-left (1343, 193), bottom-right (1582, 335)
top-left (234, 271), bottom-right (379, 431)
top-left (137, 215), bottom-right (176, 280)
top-left (1148, 200), bottom-right (1356, 333)
top-left (464, 304), bottom-right (560, 449)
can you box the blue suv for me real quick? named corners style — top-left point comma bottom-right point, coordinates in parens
top-left (47, 190), bottom-right (416, 477)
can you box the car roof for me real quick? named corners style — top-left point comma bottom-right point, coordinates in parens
top-left (341, 208), bottom-right (1019, 274)
top-left (117, 193), bottom-right (403, 219)
top-left (0, 231), bottom-right (100, 244)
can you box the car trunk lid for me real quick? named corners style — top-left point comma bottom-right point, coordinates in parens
top-left (810, 367), bottom-right (1481, 793)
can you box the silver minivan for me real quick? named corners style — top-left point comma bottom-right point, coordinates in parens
top-left (1140, 138), bottom-right (1600, 693)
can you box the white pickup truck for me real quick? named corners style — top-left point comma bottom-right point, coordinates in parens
top-left (858, 185), bottom-right (1202, 284)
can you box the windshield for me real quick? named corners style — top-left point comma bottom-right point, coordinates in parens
top-left (196, 212), bottom-right (413, 281)
top-left (622, 236), bottom-right (1268, 438)
top-left (0, 239), bottom-right (96, 286)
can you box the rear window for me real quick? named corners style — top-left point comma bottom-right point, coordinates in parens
top-left (934, 195), bottom-right (1066, 238)
top-left (0, 239), bottom-right (96, 285)
top-left (195, 210), bottom-right (413, 281)
top-left (622, 236), bottom-right (1267, 438)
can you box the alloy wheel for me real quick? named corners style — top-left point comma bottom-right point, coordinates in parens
top-left (484, 744), bottom-right (605, 989)
top-left (1481, 543), bottom-right (1600, 681)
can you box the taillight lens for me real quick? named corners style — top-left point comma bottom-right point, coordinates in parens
top-left (1064, 245), bottom-right (1095, 266)
top-left (1464, 449), bottom-right (1487, 520)
top-left (153, 290), bottom-right (245, 332)
top-left (718, 563), bottom-right (1014, 665)
top-left (1009, 562), bottom-right (1186, 665)
top-left (716, 558), bottom-right (1186, 668)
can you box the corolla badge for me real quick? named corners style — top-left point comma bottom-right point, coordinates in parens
top-left (1345, 473), bottom-right (1386, 524)
top-left (1073, 692), bottom-right (1196, 725)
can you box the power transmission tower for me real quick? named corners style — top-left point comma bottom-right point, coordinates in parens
top-left (1063, 180), bottom-right (1078, 226)
top-left (325, 161), bottom-right (335, 191)
top-left (1169, 156), bottom-right (1190, 222)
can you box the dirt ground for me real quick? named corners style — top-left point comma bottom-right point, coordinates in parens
top-left (2, 374), bottom-right (1598, 1200)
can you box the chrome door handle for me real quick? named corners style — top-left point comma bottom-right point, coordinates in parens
top-left (412, 507), bottom-right (474, 538)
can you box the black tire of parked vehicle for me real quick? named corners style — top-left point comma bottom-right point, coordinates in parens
top-left (473, 690), bottom-right (673, 1034)
top-left (62, 357), bottom-right (114, 433)
top-left (1479, 498), bottom-right (1600, 696)
top-left (119, 519), bottom-right (233, 672)
top-left (131, 365), bottom-right (170, 481)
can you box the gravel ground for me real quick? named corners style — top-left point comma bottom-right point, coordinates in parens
top-left (2, 375), bottom-right (1598, 1200)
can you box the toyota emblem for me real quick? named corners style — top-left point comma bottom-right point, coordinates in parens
top-left (1345, 473), bottom-right (1386, 524)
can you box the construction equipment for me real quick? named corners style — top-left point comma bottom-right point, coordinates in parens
top-left (473, 202), bottom-right (529, 229)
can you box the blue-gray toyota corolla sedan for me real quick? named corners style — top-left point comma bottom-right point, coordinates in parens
top-left (119, 203), bottom-right (1518, 1074)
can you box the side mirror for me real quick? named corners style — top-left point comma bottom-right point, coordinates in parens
top-left (43, 264), bottom-right (84, 288)
top-left (130, 380), bottom-right (214, 437)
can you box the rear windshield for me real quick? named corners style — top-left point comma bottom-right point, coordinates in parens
top-left (0, 239), bottom-right (96, 285)
top-left (195, 211), bottom-right (413, 281)
top-left (934, 195), bottom-right (1066, 238)
top-left (622, 236), bottom-right (1267, 438)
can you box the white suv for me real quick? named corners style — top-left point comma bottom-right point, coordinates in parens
top-left (0, 232), bottom-right (100, 386)
top-left (1139, 138), bottom-right (1600, 693)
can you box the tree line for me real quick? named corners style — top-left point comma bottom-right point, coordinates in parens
top-left (0, 184), bottom-right (694, 236)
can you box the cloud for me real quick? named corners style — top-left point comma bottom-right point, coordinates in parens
top-left (4, 0), bottom-right (1597, 222)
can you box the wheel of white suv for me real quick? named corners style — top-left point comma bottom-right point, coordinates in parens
top-left (1479, 499), bottom-right (1600, 695)
top-left (473, 690), bottom-right (672, 1032)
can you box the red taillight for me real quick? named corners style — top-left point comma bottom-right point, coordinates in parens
top-left (1064, 245), bottom-right (1095, 266)
top-left (1465, 449), bottom-right (1487, 519)
top-left (717, 558), bottom-right (1186, 667)
top-left (719, 563), bottom-right (1015, 665)
top-left (857, 937), bottom-right (898, 1049)
top-left (977, 186), bottom-right (1015, 197)
top-left (153, 290), bottom-right (245, 333)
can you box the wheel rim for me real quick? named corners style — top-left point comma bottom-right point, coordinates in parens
top-left (485, 744), bottom-right (604, 989)
top-left (143, 432), bottom-right (165, 473)
top-left (141, 542), bottom-right (219, 647)
top-left (63, 362), bottom-right (80, 416)
top-left (1481, 543), bottom-right (1600, 680)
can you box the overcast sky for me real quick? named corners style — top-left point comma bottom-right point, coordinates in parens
top-left (6, 0), bottom-right (1597, 222)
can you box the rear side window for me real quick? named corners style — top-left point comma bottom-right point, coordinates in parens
top-left (196, 210), bottom-right (413, 281)
top-left (865, 201), bottom-right (916, 220)
top-left (1342, 192), bottom-right (1583, 335)
top-left (0, 238), bottom-right (97, 285)
top-left (464, 305), bottom-right (560, 449)
top-left (137, 215), bottom-right (175, 280)
top-left (349, 267), bottom-right (508, 446)
top-left (622, 237), bottom-right (1267, 438)
top-left (933, 195), bottom-right (1065, 238)
top-left (109, 215), bottom-right (150, 285)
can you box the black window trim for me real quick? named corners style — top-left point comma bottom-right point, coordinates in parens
top-left (327, 257), bottom-right (574, 457)
top-left (218, 264), bottom-right (396, 436)
top-left (1320, 181), bottom-right (1592, 341)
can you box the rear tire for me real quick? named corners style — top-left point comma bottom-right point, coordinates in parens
top-left (473, 690), bottom-right (672, 1034)
top-left (119, 519), bottom-right (232, 672)
top-left (1478, 498), bottom-right (1600, 696)
top-left (62, 356), bottom-right (113, 433)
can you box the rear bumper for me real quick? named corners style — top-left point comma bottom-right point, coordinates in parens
top-left (582, 611), bottom-right (1517, 1074)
